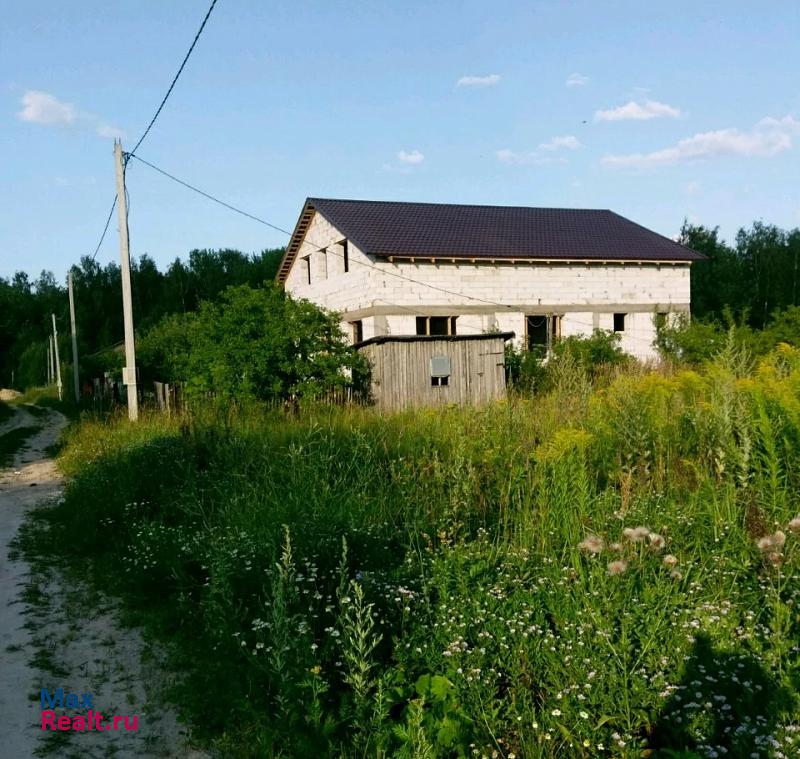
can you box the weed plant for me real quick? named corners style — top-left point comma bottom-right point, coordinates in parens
top-left (20, 344), bottom-right (800, 757)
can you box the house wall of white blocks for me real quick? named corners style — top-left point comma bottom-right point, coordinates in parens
top-left (283, 213), bottom-right (692, 360)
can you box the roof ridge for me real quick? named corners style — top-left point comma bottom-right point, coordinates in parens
top-left (309, 197), bottom-right (613, 213)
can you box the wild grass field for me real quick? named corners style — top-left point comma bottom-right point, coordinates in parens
top-left (20, 341), bottom-right (800, 758)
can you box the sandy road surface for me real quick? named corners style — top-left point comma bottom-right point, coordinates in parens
top-left (0, 406), bottom-right (207, 758)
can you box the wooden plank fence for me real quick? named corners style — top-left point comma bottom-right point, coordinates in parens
top-left (85, 377), bottom-right (364, 414)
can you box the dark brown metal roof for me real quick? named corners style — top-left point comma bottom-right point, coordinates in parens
top-left (276, 197), bottom-right (703, 283)
top-left (312, 198), bottom-right (701, 260)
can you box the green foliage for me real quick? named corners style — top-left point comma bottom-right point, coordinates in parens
top-left (138, 284), bottom-right (365, 402)
top-left (19, 346), bottom-right (800, 758)
top-left (507, 330), bottom-right (629, 395)
top-left (0, 247), bottom-right (285, 390)
top-left (684, 220), bottom-right (800, 326)
top-left (136, 312), bottom-right (195, 384)
top-left (504, 342), bottom-right (546, 392)
top-left (745, 305), bottom-right (800, 355)
top-left (656, 306), bottom-right (800, 365)
top-left (551, 329), bottom-right (628, 372)
top-left (655, 313), bottom-right (728, 364)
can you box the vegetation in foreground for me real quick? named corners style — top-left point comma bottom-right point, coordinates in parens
top-left (20, 342), bottom-right (800, 758)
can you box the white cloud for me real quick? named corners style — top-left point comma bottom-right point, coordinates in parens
top-left (497, 134), bottom-right (581, 165)
top-left (17, 90), bottom-right (76, 125)
top-left (602, 115), bottom-right (799, 169)
top-left (96, 123), bottom-right (125, 139)
top-left (566, 72), bottom-right (589, 87)
top-left (756, 115), bottom-right (800, 133)
top-left (17, 89), bottom-right (123, 140)
top-left (397, 149), bottom-right (424, 165)
top-left (456, 74), bottom-right (501, 88)
top-left (594, 99), bottom-right (681, 122)
top-left (538, 135), bottom-right (582, 151)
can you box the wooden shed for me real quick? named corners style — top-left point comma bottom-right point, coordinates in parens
top-left (355, 332), bottom-right (513, 411)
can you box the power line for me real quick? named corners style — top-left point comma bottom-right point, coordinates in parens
top-left (127, 153), bottom-right (514, 306)
top-left (127, 153), bottom-right (290, 235)
top-left (128, 0), bottom-right (220, 159)
top-left (87, 0), bottom-right (218, 266)
top-left (85, 340), bottom-right (125, 359)
top-left (127, 153), bottom-right (663, 347)
top-left (90, 195), bottom-right (118, 261)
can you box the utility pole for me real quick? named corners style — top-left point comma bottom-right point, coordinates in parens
top-left (47, 335), bottom-right (53, 385)
top-left (68, 272), bottom-right (81, 403)
top-left (51, 313), bottom-right (63, 401)
top-left (114, 141), bottom-right (138, 421)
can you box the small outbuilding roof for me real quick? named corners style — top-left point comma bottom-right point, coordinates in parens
top-left (354, 332), bottom-right (515, 349)
top-left (277, 197), bottom-right (703, 282)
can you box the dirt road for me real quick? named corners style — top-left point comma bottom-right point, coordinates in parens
top-left (0, 406), bottom-right (206, 758)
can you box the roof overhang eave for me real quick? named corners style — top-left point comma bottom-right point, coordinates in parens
top-left (379, 253), bottom-right (700, 265)
top-left (275, 198), bottom-right (317, 285)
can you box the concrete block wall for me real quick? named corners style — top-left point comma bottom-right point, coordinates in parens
top-left (373, 259), bottom-right (691, 309)
top-left (283, 212), bottom-right (690, 361)
top-left (285, 214), bottom-right (377, 313)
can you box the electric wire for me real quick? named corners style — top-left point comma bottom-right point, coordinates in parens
top-left (128, 152), bottom-right (664, 345)
top-left (128, 0), bottom-right (220, 159)
top-left (127, 153), bottom-right (289, 234)
top-left (87, 0), bottom-right (218, 262)
top-left (90, 196), bottom-right (118, 261)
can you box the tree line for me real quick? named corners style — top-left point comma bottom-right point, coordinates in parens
top-left (681, 220), bottom-right (800, 326)
top-left (2, 218), bottom-right (800, 395)
top-left (0, 248), bottom-right (285, 390)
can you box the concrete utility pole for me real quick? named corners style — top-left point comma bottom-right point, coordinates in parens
top-left (68, 272), bottom-right (80, 403)
top-left (114, 140), bottom-right (138, 421)
top-left (47, 336), bottom-right (53, 385)
top-left (51, 313), bottom-right (63, 401)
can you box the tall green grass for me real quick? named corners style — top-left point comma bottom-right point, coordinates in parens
top-left (21, 344), bottom-right (800, 757)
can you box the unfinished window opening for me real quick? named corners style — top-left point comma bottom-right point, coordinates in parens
top-left (416, 316), bottom-right (458, 336)
top-left (302, 256), bottom-right (311, 285)
top-left (320, 248), bottom-right (328, 279)
top-left (526, 314), bottom-right (560, 357)
top-left (430, 355), bottom-right (451, 387)
top-left (350, 319), bottom-right (363, 344)
top-left (341, 239), bottom-right (349, 273)
top-left (655, 311), bottom-right (668, 330)
top-left (613, 313), bottom-right (626, 332)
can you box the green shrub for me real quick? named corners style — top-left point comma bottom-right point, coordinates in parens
top-left (21, 346), bottom-right (800, 757)
top-left (551, 329), bottom-right (628, 371)
top-left (137, 283), bottom-right (366, 403)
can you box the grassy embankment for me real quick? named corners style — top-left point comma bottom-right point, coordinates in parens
top-left (19, 344), bottom-right (800, 758)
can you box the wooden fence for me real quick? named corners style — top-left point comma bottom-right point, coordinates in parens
top-left (85, 378), bottom-right (365, 414)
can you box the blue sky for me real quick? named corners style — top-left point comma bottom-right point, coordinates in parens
top-left (2, 0), bottom-right (799, 281)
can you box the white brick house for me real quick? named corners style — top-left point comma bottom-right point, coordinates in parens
top-left (276, 199), bottom-right (702, 360)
